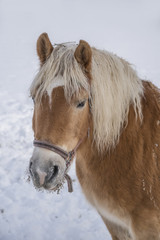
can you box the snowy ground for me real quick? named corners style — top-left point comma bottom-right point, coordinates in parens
top-left (0, 0), bottom-right (160, 239)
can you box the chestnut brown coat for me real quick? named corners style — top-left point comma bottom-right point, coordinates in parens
top-left (30, 33), bottom-right (160, 240)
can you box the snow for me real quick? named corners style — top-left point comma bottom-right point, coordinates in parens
top-left (0, 0), bottom-right (160, 239)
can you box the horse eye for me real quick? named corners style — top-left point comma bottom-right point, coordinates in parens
top-left (77, 100), bottom-right (86, 108)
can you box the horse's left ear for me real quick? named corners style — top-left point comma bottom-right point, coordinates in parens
top-left (37, 33), bottom-right (54, 66)
top-left (74, 40), bottom-right (92, 73)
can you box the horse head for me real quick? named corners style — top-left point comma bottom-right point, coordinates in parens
top-left (29, 33), bottom-right (92, 192)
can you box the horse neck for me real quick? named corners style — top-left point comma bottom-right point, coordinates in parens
top-left (77, 102), bottom-right (141, 164)
top-left (77, 80), bottom-right (160, 168)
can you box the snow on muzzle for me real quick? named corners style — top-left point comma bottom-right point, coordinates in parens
top-left (29, 147), bottom-right (66, 191)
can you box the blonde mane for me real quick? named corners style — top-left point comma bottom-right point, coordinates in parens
top-left (30, 44), bottom-right (143, 151)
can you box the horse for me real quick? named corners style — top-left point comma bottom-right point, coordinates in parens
top-left (29, 32), bottom-right (160, 240)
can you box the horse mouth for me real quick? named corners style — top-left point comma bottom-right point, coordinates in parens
top-left (45, 173), bottom-right (73, 193)
top-left (29, 171), bottom-right (73, 193)
top-left (49, 181), bottom-right (65, 193)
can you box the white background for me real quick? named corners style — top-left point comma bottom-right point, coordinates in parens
top-left (0, 0), bottom-right (160, 239)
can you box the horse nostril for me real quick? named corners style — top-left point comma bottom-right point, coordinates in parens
top-left (46, 165), bottom-right (59, 182)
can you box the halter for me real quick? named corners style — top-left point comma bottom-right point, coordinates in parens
top-left (33, 133), bottom-right (88, 193)
top-left (33, 138), bottom-right (84, 169)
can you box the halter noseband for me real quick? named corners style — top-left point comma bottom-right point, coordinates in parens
top-left (33, 138), bottom-right (84, 169)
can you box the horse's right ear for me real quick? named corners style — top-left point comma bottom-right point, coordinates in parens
top-left (37, 33), bottom-right (53, 66)
top-left (74, 40), bottom-right (92, 73)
